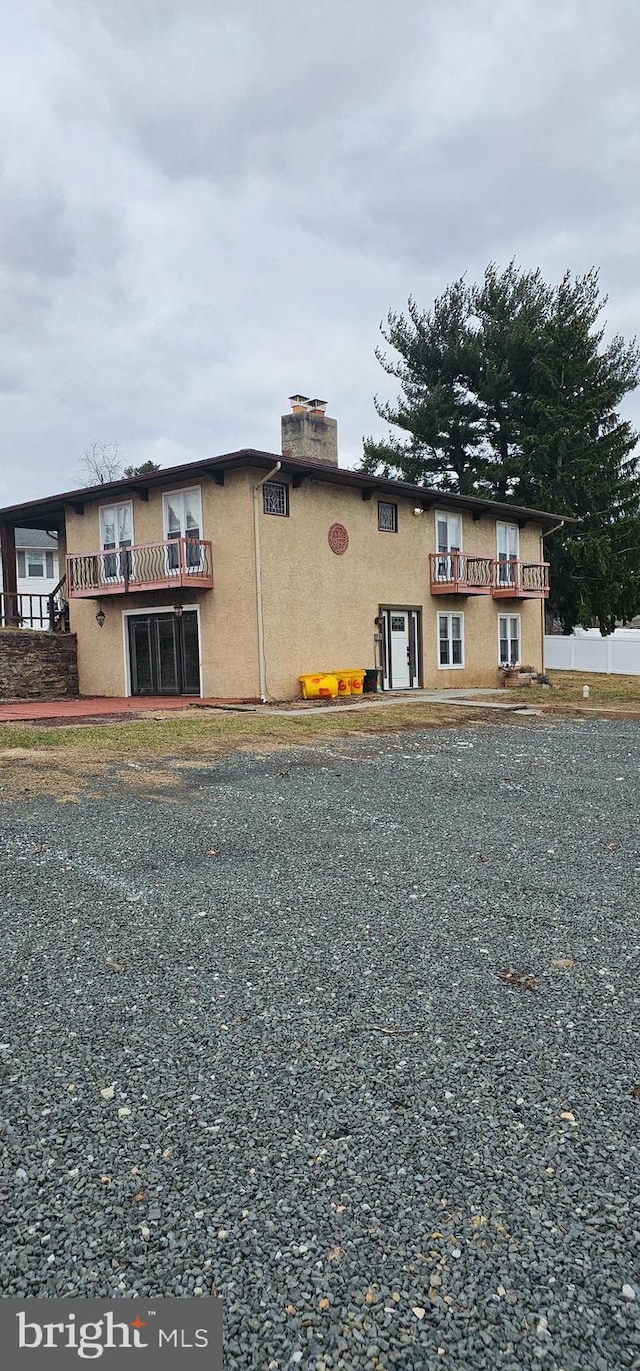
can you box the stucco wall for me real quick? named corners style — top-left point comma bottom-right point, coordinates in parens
top-left (63, 470), bottom-right (545, 699)
top-left (258, 482), bottom-right (545, 697)
top-left (65, 472), bottom-right (259, 698)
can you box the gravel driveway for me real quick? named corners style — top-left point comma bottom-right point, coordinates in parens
top-left (1, 717), bottom-right (638, 1370)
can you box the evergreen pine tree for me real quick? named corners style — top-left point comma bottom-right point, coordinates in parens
top-left (362, 264), bottom-right (640, 631)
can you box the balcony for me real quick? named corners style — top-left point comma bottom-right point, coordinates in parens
top-left (429, 552), bottom-right (494, 595)
top-left (67, 538), bottom-right (214, 598)
top-left (430, 553), bottom-right (549, 599)
top-left (492, 560), bottom-right (549, 599)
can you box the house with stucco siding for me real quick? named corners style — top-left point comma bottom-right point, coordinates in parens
top-left (0, 399), bottom-right (565, 702)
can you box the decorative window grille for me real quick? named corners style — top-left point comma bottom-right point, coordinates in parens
top-left (438, 613), bottom-right (464, 667)
top-left (378, 501), bottom-right (398, 532)
top-left (263, 482), bottom-right (289, 516)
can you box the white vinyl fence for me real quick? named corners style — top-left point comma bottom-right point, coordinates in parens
top-left (544, 630), bottom-right (640, 676)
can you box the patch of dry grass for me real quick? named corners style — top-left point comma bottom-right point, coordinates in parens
top-left (487, 670), bottom-right (640, 713)
top-left (0, 703), bottom-right (508, 803)
top-left (2, 674), bottom-right (637, 803)
top-left (545, 670), bottom-right (639, 701)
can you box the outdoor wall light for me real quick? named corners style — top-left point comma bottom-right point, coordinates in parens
top-left (173, 604), bottom-right (183, 619)
top-left (95, 607), bottom-right (106, 628)
top-left (413, 507), bottom-right (424, 516)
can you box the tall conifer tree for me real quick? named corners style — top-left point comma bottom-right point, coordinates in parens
top-left (362, 264), bottom-right (640, 631)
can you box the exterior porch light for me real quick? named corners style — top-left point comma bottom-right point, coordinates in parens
top-left (95, 606), bottom-right (106, 628)
top-left (173, 604), bottom-right (183, 619)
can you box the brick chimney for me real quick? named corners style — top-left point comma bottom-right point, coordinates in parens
top-left (281, 395), bottom-right (338, 467)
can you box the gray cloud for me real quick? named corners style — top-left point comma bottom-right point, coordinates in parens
top-left (1, 0), bottom-right (640, 505)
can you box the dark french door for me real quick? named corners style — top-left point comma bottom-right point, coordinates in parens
top-left (128, 611), bottom-right (200, 696)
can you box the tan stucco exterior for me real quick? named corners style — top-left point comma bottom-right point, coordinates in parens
top-left (63, 467), bottom-right (547, 699)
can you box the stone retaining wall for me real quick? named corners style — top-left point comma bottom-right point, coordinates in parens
top-left (0, 630), bottom-right (79, 701)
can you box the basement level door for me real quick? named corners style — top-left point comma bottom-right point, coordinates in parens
top-left (382, 609), bottom-right (420, 689)
top-left (128, 611), bottom-right (200, 696)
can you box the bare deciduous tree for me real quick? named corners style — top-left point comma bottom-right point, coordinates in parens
top-left (78, 441), bottom-right (123, 486)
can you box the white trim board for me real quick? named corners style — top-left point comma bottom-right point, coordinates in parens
top-left (120, 602), bottom-right (203, 698)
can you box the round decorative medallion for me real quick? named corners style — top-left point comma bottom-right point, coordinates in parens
top-left (328, 522), bottom-right (349, 555)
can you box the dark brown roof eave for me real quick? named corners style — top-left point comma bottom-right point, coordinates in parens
top-left (0, 447), bottom-right (576, 529)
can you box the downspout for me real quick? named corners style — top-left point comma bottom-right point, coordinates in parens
top-left (540, 518), bottom-right (566, 672)
top-left (253, 461), bottom-right (281, 702)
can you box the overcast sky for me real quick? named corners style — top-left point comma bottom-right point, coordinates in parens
top-left (2, 0), bottom-right (640, 505)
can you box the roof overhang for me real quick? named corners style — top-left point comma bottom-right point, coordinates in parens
top-left (0, 448), bottom-right (576, 531)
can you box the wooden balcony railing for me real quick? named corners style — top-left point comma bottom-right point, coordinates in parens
top-left (0, 582), bottom-right (69, 631)
top-left (429, 552), bottom-right (494, 595)
top-left (67, 538), bottom-right (214, 598)
top-left (492, 560), bottom-right (550, 598)
top-left (430, 554), bottom-right (549, 598)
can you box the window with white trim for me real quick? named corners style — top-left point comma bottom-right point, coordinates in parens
top-left (100, 501), bottom-right (134, 581)
top-left (498, 614), bottom-right (521, 667)
top-left (263, 481), bottom-right (289, 516)
top-left (17, 548), bottom-right (56, 579)
top-left (496, 522), bottom-right (519, 586)
top-left (378, 500), bottom-right (398, 532)
top-left (438, 612), bottom-right (464, 668)
top-left (163, 487), bottom-right (203, 570)
top-left (436, 511), bottom-right (462, 552)
top-left (434, 511), bottom-right (462, 583)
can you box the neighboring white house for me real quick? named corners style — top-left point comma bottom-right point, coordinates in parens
top-left (0, 528), bottom-right (61, 627)
top-left (0, 528), bottom-right (60, 598)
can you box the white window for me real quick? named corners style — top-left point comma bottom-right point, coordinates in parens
top-left (438, 612), bottom-right (464, 668)
top-left (436, 511), bottom-right (462, 553)
top-left (17, 550), bottom-right (56, 579)
top-left (99, 502), bottom-right (133, 581)
top-left (496, 522), bottom-right (519, 586)
top-left (263, 482), bottom-right (289, 516)
top-left (434, 511), bottom-right (462, 582)
top-left (163, 488), bottom-right (203, 570)
top-left (378, 501), bottom-right (398, 532)
top-left (498, 614), bottom-right (521, 667)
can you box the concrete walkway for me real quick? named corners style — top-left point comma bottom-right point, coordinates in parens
top-left (254, 688), bottom-right (540, 717)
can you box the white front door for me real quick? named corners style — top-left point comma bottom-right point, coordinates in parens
top-left (383, 609), bottom-right (419, 689)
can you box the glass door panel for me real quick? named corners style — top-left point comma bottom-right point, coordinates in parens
top-left (180, 612), bottom-right (200, 693)
top-left (155, 617), bottom-right (180, 694)
top-left (128, 612), bottom-right (201, 696)
top-left (129, 619), bottom-right (154, 694)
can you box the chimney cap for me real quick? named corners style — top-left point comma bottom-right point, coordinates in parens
top-left (289, 394), bottom-right (310, 408)
top-left (308, 398), bottom-right (327, 409)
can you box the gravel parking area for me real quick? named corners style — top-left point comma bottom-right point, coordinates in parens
top-left (1, 717), bottom-right (639, 1370)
